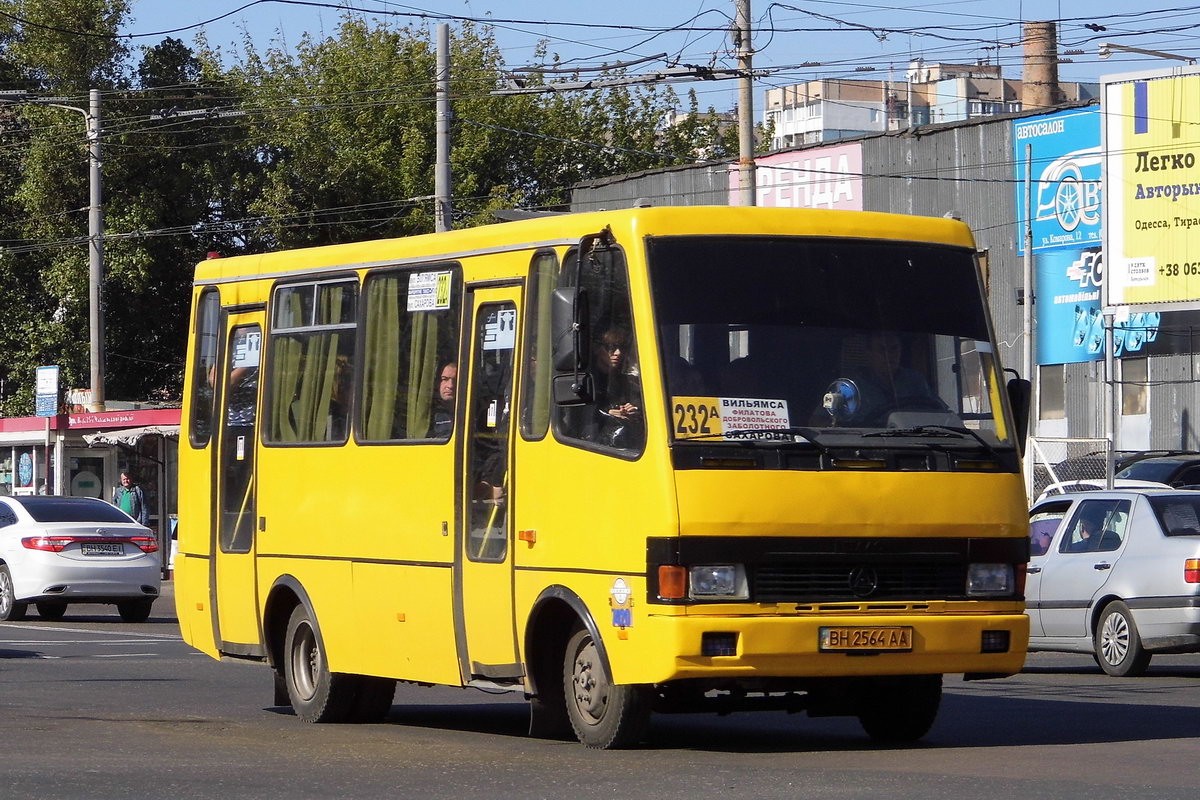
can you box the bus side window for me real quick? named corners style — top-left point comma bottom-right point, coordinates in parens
top-left (554, 247), bottom-right (646, 454)
top-left (520, 250), bottom-right (558, 441)
top-left (359, 266), bottom-right (462, 441)
top-left (265, 280), bottom-right (358, 445)
top-left (189, 288), bottom-right (221, 447)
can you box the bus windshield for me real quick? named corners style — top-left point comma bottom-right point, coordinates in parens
top-left (647, 235), bottom-right (1011, 446)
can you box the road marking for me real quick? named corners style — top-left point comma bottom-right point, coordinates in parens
top-left (0, 623), bottom-right (182, 640)
top-left (94, 653), bottom-right (159, 658)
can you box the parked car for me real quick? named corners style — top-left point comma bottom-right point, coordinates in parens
top-left (1027, 488), bottom-right (1200, 676)
top-left (1034, 478), bottom-right (1171, 504)
top-left (1116, 453), bottom-right (1200, 488)
top-left (0, 496), bottom-right (161, 622)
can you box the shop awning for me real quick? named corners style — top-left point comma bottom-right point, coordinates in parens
top-left (82, 424), bottom-right (180, 447)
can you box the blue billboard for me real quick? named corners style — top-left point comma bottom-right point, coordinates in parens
top-left (1014, 107), bottom-right (1110, 364)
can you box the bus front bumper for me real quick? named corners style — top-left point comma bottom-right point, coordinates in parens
top-left (624, 612), bottom-right (1029, 683)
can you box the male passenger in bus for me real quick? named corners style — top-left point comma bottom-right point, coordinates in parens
top-left (428, 361), bottom-right (457, 439)
top-left (841, 330), bottom-right (945, 427)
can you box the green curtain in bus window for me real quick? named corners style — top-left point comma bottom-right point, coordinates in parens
top-left (291, 333), bottom-right (338, 440)
top-left (269, 336), bottom-right (303, 442)
top-left (406, 312), bottom-right (438, 438)
top-left (362, 276), bottom-right (401, 440)
top-left (521, 252), bottom-right (557, 439)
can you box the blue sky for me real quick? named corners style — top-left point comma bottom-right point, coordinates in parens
top-left (124, 1), bottom-right (1200, 110)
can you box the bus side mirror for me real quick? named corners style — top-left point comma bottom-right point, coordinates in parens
top-left (1006, 377), bottom-right (1031, 456)
top-left (551, 287), bottom-right (593, 405)
top-left (551, 287), bottom-right (585, 372)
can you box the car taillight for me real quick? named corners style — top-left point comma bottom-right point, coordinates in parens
top-left (1186, 559), bottom-right (1200, 584)
top-left (21, 535), bottom-right (158, 553)
top-left (129, 536), bottom-right (159, 553)
top-left (22, 536), bottom-right (73, 552)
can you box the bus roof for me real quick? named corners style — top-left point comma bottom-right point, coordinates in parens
top-left (194, 206), bottom-right (977, 285)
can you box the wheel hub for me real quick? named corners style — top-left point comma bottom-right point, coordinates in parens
top-left (1100, 612), bottom-right (1129, 665)
top-left (572, 640), bottom-right (608, 721)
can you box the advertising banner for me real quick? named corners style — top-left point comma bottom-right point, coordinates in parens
top-left (1014, 108), bottom-right (1109, 364)
top-left (1014, 108), bottom-right (1102, 254)
top-left (1104, 69), bottom-right (1200, 305)
top-left (731, 142), bottom-right (863, 210)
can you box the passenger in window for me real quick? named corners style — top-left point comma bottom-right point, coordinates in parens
top-left (429, 361), bottom-right (457, 439)
top-left (328, 355), bottom-right (354, 440)
top-left (593, 326), bottom-right (643, 448)
top-left (1065, 509), bottom-right (1103, 552)
top-left (844, 331), bottom-right (943, 426)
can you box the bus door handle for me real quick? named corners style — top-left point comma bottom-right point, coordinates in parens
top-left (1026, 566), bottom-right (1042, 574)
top-left (1093, 562), bottom-right (1112, 571)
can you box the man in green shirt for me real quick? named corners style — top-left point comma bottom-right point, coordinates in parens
top-left (112, 471), bottom-right (149, 526)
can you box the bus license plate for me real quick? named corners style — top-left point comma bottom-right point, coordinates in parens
top-left (81, 542), bottom-right (124, 556)
top-left (819, 626), bottom-right (912, 652)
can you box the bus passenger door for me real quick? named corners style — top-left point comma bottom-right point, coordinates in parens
top-left (212, 318), bottom-right (264, 650)
top-left (456, 288), bottom-right (521, 682)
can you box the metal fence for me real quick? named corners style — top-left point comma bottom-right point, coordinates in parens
top-left (1028, 437), bottom-right (1112, 498)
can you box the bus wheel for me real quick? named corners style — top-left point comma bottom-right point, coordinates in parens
top-left (562, 627), bottom-right (651, 749)
top-left (283, 605), bottom-right (355, 723)
top-left (856, 675), bottom-right (942, 743)
top-left (35, 602), bottom-right (67, 621)
top-left (346, 676), bottom-right (396, 724)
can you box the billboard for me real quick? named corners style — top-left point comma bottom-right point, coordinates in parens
top-left (1104, 68), bottom-right (1200, 306)
top-left (1014, 108), bottom-right (1108, 364)
top-left (731, 142), bottom-right (863, 210)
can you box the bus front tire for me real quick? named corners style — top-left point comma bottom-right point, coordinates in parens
top-left (856, 674), bottom-right (942, 743)
top-left (117, 598), bottom-right (154, 622)
top-left (562, 627), bottom-right (651, 749)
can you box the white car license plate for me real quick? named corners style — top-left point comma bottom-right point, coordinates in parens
top-left (81, 542), bottom-right (124, 556)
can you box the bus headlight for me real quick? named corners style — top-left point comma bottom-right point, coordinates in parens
top-left (689, 565), bottom-right (749, 600)
top-left (967, 563), bottom-right (1014, 597)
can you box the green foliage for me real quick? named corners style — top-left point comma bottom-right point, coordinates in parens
top-left (0, 7), bottom-right (739, 412)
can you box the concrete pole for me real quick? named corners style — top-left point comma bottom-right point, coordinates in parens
top-left (434, 24), bottom-right (452, 233)
top-left (88, 88), bottom-right (105, 412)
top-left (735, 0), bottom-right (756, 206)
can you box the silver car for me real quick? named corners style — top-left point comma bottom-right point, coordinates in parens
top-left (0, 496), bottom-right (161, 622)
top-left (1027, 489), bottom-right (1200, 676)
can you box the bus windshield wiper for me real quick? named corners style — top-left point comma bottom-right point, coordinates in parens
top-left (676, 426), bottom-right (836, 457)
top-left (864, 424), bottom-right (1002, 459)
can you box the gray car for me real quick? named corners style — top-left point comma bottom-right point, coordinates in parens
top-left (1027, 489), bottom-right (1200, 676)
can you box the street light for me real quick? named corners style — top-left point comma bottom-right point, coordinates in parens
top-left (0, 89), bottom-right (105, 412)
top-left (1098, 42), bottom-right (1197, 65)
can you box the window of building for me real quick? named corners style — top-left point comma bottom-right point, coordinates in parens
top-left (1039, 363), bottom-right (1065, 420)
top-left (1120, 357), bottom-right (1148, 415)
top-left (359, 266), bottom-right (462, 442)
top-left (265, 279), bottom-right (358, 444)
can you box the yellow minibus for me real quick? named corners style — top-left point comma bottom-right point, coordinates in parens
top-left (176, 206), bottom-right (1031, 748)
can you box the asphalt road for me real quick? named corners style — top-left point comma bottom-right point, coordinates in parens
top-left (2, 586), bottom-right (1199, 800)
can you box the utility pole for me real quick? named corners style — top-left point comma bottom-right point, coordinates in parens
top-left (0, 90), bottom-right (105, 411)
top-left (435, 23), bottom-right (452, 233)
top-left (735, 0), bottom-right (756, 206)
top-left (87, 88), bottom-right (105, 412)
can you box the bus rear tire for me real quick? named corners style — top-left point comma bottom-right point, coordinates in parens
top-left (562, 627), bottom-right (651, 749)
top-left (283, 605), bottom-right (356, 723)
top-left (856, 675), bottom-right (942, 743)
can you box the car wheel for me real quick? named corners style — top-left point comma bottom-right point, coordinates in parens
top-left (857, 675), bottom-right (943, 743)
top-left (117, 598), bottom-right (154, 623)
top-left (0, 565), bottom-right (27, 621)
top-left (1094, 600), bottom-right (1152, 677)
top-left (562, 627), bottom-right (652, 749)
top-left (35, 602), bottom-right (67, 621)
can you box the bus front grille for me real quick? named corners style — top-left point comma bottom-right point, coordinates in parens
top-left (752, 563), bottom-right (967, 602)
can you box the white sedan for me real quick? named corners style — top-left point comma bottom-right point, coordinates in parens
top-left (0, 496), bottom-right (161, 622)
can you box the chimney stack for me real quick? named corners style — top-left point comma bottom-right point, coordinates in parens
top-left (1023, 21), bottom-right (1064, 111)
